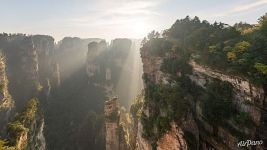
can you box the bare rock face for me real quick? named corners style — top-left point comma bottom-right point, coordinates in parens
top-left (3, 36), bottom-right (40, 110)
top-left (0, 54), bottom-right (14, 134)
top-left (51, 63), bottom-right (60, 88)
top-left (136, 121), bottom-right (152, 150)
top-left (189, 59), bottom-right (263, 125)
top-left (104, 97), bottom-right (130, 150)
top-left (32, 35), bottom-right (56, 94)
top-left (189, 59), bottom-right (266, 149)
top-left (141, 49), bottom-right (169, 85)
top-left (12, 114), bottom-right (46, 150)
top-left (104, 97), bottom-right (120, 150)
top-left (157, 122), bottom-right (187, 150)
top-left (86, 41), bottom-right (107, 80)
top-left (86, 42), bottom-right (99, 78)
top-left (32, 35), bottom-right (55, 81)
top-left (16, 131), bottom-right (28, 150)
top-left (136, 122), bottom-right (188, 150)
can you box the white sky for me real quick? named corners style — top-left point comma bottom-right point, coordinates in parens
top-left (0, 0), bottom-right (266, 41)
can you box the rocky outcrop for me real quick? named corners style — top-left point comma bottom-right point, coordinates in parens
top-left (136, 120), bottom-right (188, 150)
top-left (138, 37), bottom-right (266, 150)
top-left (2, 35), bottom-right (40, 111)
top-left (56, 37), bottom-right (102, 80)
top-left (51, 63), bottom-right (60, 88)
top-left (86, 42), bottom-right (103, 80)
top-left (105, 97), bottom-right (119, 150)
top-left (141, 49), bottom-right (169, 85)
top-left (13, 114), bottom-right (46, 150)
top-left (27, 116), bottom-right (46, 150)
top-left (0, 34), bottom-right (53, 150)
top-left (0, 98), bottom-right (45, 150)
top-left (157, 122), bottom-right (187, 150)
top-left (32, 35), bottom-right (55, 83)
top-left (189, 59), bottom-right (266, 150)
top-left (136, 121), bottom-right (152, 150)
top-left (0, 53), bottom-right (14, 134)
top-left (189, 59), bottom-right (264, 124)
top-left (105, 97), bottom-right (129, 150)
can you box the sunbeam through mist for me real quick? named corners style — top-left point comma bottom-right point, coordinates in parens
top-left (115, 40), bottom-right (143, 108)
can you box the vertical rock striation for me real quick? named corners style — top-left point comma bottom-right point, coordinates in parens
top-left (104, 97), bottom-right (130, 150)
top-left (0, 53), bottom-right (14, 134)
top-left (104, 97), bottom-right (120, 150)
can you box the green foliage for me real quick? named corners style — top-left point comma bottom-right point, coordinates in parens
top-left (147, 30), bottom-right (160, 40)
top-left (7, 121), bottom-right (28, 146)
top-left (141, 38), bottom-right (173, 56)
top-left (184, 131), bottom-right (197, 150)
top-left (234, 22), bottom-right (254, 34)
top-left (140, 13), bottom-right (267, 147)
top-left (254, 63), bottom-right (267, 75)
top-left (156, 117), bottom-right (171, 137)
top-left (141, 75), bottom-right (193, 144)
top-left (161, 45), bottom-right (192, 75)
top-left (4, 98), bottom-right (39, 147)
top-left (258, 13), bottom-right (267, 35)
top-left (233, 41), bottom-right (250, 53)
top-left (233, 112), bottom-right (254, 128)
top-left (130, 96), bottom-right (143, 119)
top-left (146, 14), bottom-right (267, 87)
top-left (203, 80), bottom-right (234, 124)
top-left (0, 139), bottom-right (7, 149)
top-left (20, 98), bottom-right (39, 125)
top-left (227, 51), bottom-right (237, 61)
top-left (7, 121), bottom-right (27, 135)
top-left (222, 122), bottom-right (250, 140)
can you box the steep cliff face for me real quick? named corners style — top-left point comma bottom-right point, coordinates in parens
top-left (0, 34), bottom-right (52, 150)
top-left (189, 59), bottom-right (266, 149)
top-left (86, 41), bottom-right (106, 81)
top-left (86, 39), bottom-right (143, 107)
top-left (32, 35), bottom-right (55, 84)
top-left (189, 59), bottom-right (264, 123)
top-left (104, 97), bottom-right (128, 150)
top-left (56, 37), bottom-right (102, 80)
top-left (138, 48), bottom-right (266, 149)
top-left (32, 35), bottom-right (56, 97)
top-left (105, 98), bottom-right (119, 150)
top-left (135, 15), bottom-right (267, 150)
top-left (0, 98), bottom-right (45, 150)
top-left (3, 35), bottom-right (40, 110)
top-left (51, 63), bottom-right (60, 88)
top-left (156, 122), bottom-right (188, 150)
top-left (0, 53), bottom-right (14, 134)
top-left (137, 44), bottom-right (267, 150)
top-left (136, 48), bottom-right (192, 150)
top-left (44, 37), bottom-right (107, 150)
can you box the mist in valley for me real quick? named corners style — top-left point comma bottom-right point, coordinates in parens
top-left (0, 1), bottom-right (266, 150)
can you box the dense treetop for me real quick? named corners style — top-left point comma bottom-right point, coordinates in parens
top-left (142, 13), bottom-right (267, 89)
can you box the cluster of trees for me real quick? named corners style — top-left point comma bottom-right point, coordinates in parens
top-left (202, 80), bottom-right (234, 124)
top-left (140, 13), bottom-right (267, 148)
top-left (142, 14), bottom-right (267, 88)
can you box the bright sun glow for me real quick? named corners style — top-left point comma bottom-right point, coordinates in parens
top-left (133, 22), bottom-right (148, 38)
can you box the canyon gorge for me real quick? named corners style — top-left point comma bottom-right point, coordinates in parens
top-left (0, 13), bottom-right (267, 150)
